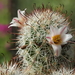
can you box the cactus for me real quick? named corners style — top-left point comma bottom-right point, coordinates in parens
top-left (8, 5), bottom-right (75, 75)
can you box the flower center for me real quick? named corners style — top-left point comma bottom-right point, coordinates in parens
top-left (52, 35), bottom-right (62, 45)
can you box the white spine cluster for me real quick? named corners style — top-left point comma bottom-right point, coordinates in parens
top-left (52, 68), bottom-right (74, 75)
top-left (0, 62), bottom-right (21, 75)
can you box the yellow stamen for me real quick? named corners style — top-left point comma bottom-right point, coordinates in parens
top-left (52, 35), bottom-right (62, 45)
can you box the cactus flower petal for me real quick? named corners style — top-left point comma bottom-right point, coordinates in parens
top-left (62, 34), bottom-right (72, 44)
top-left (52, 45), bottom-right (61, 57)
top-left (8, 9), bottom-right (26, 28)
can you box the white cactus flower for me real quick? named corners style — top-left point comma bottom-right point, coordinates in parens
top-left (46, 25), bottom-right (72, 57)
top-left (8, 9), bottom-right (26, 28)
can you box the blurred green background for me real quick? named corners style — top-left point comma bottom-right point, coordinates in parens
top-left (0, 0), bottom-right (75, 63)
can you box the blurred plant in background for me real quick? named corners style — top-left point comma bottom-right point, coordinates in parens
top-left (0, 24), bottom-right (11, 35)
top-left (0, 0), bottom-right (11, 63)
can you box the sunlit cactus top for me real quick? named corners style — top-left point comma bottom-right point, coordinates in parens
top-left (8, 5), bottom-right (74, 75)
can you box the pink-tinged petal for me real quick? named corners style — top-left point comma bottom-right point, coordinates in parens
top-left (46, 35), bottom-right (54, 44)
top-left (46, 37), bottom-right (51, 39)
top-left (46, 35), bottom-right (51, 42)
top-left (50, 26), bottom-right (54, 36)
top-left (52, 45), bottom-right (61, 57)
top-left (8, 23), bottom-right (20, 28)
top-left (59, 26), bottom-right (68, 34)
top-left (17, 9), bottom-right (25, 22)
top-left (62, 34), bottom-right (72, 45)
top-left (9, 17), bottom-right (22, 28)
top-left (13, 19), bottom-right (21, 24)
top-left (10, 18), bottom-right (19, 24)
top-left (20, 9), bottom-right (26, 16)
top-left (18, 9), bottom-right (22, 18)
top-left (50, 26), bottom-right (58, 36)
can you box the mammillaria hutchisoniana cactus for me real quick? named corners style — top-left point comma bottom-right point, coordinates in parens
top-left (8, 5), bottom-right (75, 75)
